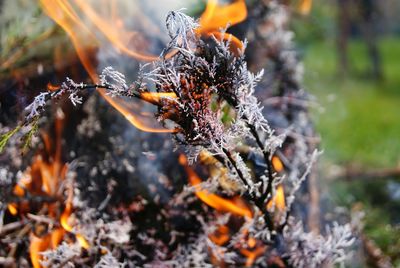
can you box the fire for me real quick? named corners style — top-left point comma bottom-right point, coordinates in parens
top-left (198, 0), bottom-right (247, 52)
top-left (40, 0), bottom-right (158, 63)
top-left (209, 225), bottom-right (230, 246)
top-left (7, 203), bottom-right (18, 216)
top-left (180, 154), bottom-right (269, 266)
top-left (8, 116), bottom-right (67, 215)
top-left (240, 245), bottom-right (267, 267)
top-left (267, 156), bottom-right (286, 211)
top-left (272, 155), bottom-right (284, 173)
top-left (179, 154), bottom-right (252, 219)
top-left (30, 229), bottom-right (65, 268)
top-left (140, 92), bottom-right (177, 105)
top-left (40, 0), bottom-right (249, 134)
top-left (298, 0), bottom-right (313, 15)
top-left (47, 83), bottom-right (61, 91)
top-left (199, 0), bottom-right (247, 33)
top-left (39, 0), bottom-right (98, 81)
top-left (60, 178), bottom-right (90, 250)
top-left (98, 89), bottom-right (176, 133)
top-left (267, 184), bottom-right (286, 211)
top-left (40, 0), bottom-right (171, 133)
top-left (199, 150), bottom-right (240, 192)
top-left (8, 116), bottom-right (88, 267)
top-left (68, 0), bottom-right (159, 61)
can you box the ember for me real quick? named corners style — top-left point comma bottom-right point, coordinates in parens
top-left (0, 0), bottom-right (356, 267)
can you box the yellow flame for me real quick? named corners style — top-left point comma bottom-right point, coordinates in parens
top-left (272, 156), bottom-right (284, 172)
top-left (60, 181), bottom-right (90, 249)
top-left (30, 229), bottom-right (65, 268)
top-left (7, 203), bottom-right (18, 215)
top-left (266, 184), bottom-right (286, 211)
top-left (76, 234), bottom-right (90, 249)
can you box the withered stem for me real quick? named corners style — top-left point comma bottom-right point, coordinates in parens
top-left (222, 94), bottom-right (275, 203)
top-left (0, 220), bottom-right (27, 236)
top-left (222, 148), bottom-right (274, 231)
top-left (222, 148), bottom-right (248, 188)
top-left (246, 122), bottom-right (274, 203)
top-left (27, 213), bottom-right (56, 226)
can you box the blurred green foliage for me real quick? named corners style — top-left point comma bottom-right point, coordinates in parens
top-left (294, 1), bottom-right (400, 264)
top-left (332, 178), bottom-right (400, 266)
top-left (300, 8), bottom-right (400, 263)
top-left (291, 3), bottom-right (336, 45)
top-left (304, 37), bottom-right (400, 167)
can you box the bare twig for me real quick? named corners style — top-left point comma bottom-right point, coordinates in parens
top-left (0, 257), bottom-right (15, 267)
top-left (329, 166), bottom-right (400, 181)
top-left (0, 220), bottom-right (27, 236)
top-left (27, 213), bottom-right (56, 226)
top-left (361, 233), bottom-right (393, 268)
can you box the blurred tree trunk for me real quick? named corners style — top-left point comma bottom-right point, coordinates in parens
top-left (357, 0), bottom-right (383, 81)
top-left (336, 0), bottom-right (383, 80)
top-left (336, 0), bottom-right (351, 77)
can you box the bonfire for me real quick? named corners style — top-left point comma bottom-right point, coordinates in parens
top-left (0, 0), bottom-right (354, 267)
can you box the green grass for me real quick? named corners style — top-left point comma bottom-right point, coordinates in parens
top-left (303, 37), bottom-right (400, 168)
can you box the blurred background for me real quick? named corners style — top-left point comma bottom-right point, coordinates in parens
top-left (1, 0), bottom-right (399, 266)
top-left (294, 0), bottom-right (400, 265)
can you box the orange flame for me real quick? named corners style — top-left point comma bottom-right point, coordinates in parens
top-left (298, 0), bottom-right (313, 15)
top-left (198, 0), bottom-right (247, 52)
top-left (7, 203), bottom-right (18, 216)
top-left (8, 116), bottom-right (89, 267)
top-left (70, 0), bottom-right (159, 61)
top-left (40, 0), bottom-right (248, 133)
top-left (98, 89), bottom-right (176, 133)
top-left (8, 117), bottom-right (67, 216)
top-left (240, 245), bottom-right (267, 267)
top-left (209, 225), bottom-right (230, 246)
top-left (199, 0), bottom-right (247, 33)
top-left (267, 156), bottom-right (286, 211)
top-left (39, 0), bottom-right (98, 81)
top-left (40, 0), bottom-right (171, 133)
top-left (140, 92), bottom-right (177, 105)
top-left (179, 154), bottom-right (252, 219)
top-left (180, 151), bottom-right (281, 266)
top-left (40, 0), bottom-right (173, 133)
top-left (60, 179), bottom-right (90, 249)
top-left (266, 185), bottom-right (286, 211)
top-left (30, 229), bottom-right (65, 268)
top-left (272, 156), bottom-right (284, 173)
